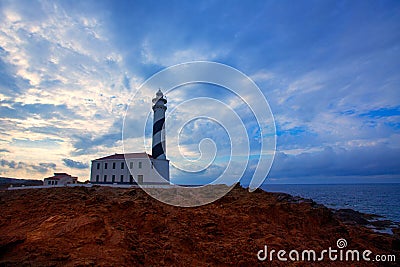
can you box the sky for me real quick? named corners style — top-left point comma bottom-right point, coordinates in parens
top-left (0, 0), bottom-right (399, 184)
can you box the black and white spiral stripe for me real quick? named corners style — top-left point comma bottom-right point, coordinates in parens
top-left (152, 116), bottom-right (165, 159)
top-left (152, 90), bottom-right (167, 160)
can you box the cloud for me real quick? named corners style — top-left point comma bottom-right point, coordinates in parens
top-left (0, 159), bottom-right (17, 169)
top-left (0, 101), bottom-right (83, 120)
top-left (360, 106), bottom-right (400, 119)
top-left (0, 0), bottom-right (399, 183)
top-left (269, 144), bottom-right (400, 179)
top-left (0, 159), bottom-right (56, 174)
top-left (71, 119), bottom-right (123, 156)
top-left (62, 158), bottom-right (89, 169)
top-left (33, 162), bottom-right (57, 173)
top-left (141, 38), bottom-right (228, 67)
top-left (0, 0), bottom-right (138, 179)
top-left (170, 162), bottom-right (226, 185)
top-left (71, 132), bottom-right (122, 156)
top-left (12, 137), bottom-right (63, 148)
top-left (0, 47), bottom-right (31, 96)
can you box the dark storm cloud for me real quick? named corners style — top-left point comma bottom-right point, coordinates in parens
top-left (0, 159), bottom-right (56, 173)
top-left (62, 158), bottom-right (89, 169)
top-left (0, 100), bottom-right (83, 120)
top-left (269, 145), bottom-right (400, 178)
top-left (71, 120), bottom-right (123, 156)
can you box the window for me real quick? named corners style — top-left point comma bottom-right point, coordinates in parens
top-left (113, 162), bottom-right (116, 169)
top-left (121, 162), bottom-right (124, 169)
top-left (55, 181), bottom-right (58, 185)
top-left (112, 175), bottom-right (115, 183)
top-left (130, 162), bottom-right (133, 169)
top-left (96, 175), bottom-right (99, 182)
top-left (120, 175), bottom-right (124, 183)
top-left (129, 175), bottom-right (133, 184)
top-left (104, 175), bottom-right (107, 182)
top-left (97, 163), bottom-right (100, 169)
top-left (138, 161), bottom-right (142, 169)
top-left (48, 181), bottom-right (51, 185)
top-left (138, 175), bottom-right (143, 184)
top-left (105, 163), bottom-right (108, 169)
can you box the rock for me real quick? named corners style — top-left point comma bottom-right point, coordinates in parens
top-left (0, 235), bottom-right (26, 257)
top-left (334, 208), bottom-right (371, 225)
top-left (0, 186), bottom-right (398, 266)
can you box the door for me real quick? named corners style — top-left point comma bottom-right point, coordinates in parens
top-left (138, 175), bottom-right (143, 184)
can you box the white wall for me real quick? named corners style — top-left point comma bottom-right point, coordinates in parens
top-left (90, 157), bottom-right (169, 184)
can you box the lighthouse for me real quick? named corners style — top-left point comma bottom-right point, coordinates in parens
top-left (152, 89), bottom-right (167, 160)
top-left (89, 89), bottom-right (170, 185)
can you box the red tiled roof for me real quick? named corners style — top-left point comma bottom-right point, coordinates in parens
top-left (94, 152), bottom-right (152, 161)
top-left (44, 177), bottom-right (61, 180)
top-left (44, 173), bottom-right (77, 180)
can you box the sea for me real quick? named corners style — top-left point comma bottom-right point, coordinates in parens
top-left (261, 183), bottom-right (400, 223)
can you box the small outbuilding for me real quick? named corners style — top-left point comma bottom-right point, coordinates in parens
top-left (44, 173), bottom-right (78, 186)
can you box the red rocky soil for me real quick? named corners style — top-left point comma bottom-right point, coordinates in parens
top-left (0, 185), bottom-right (399, 266)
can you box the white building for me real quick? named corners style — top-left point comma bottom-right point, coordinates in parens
top-left (90, 152), bottom-right (169, 185)
top-left (44, 173), bottom-right (78, 186)
top-left (89, 90), bottom-right (170, 185)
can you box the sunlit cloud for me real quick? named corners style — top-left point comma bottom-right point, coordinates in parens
top-left (0, 0), bottom-right (399, 183)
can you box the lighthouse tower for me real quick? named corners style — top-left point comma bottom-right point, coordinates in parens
top-left (152, 89), bottom-right (167, 160)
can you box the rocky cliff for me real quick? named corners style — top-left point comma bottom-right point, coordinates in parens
top-left (0, 185), bottom-right (398, 266)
